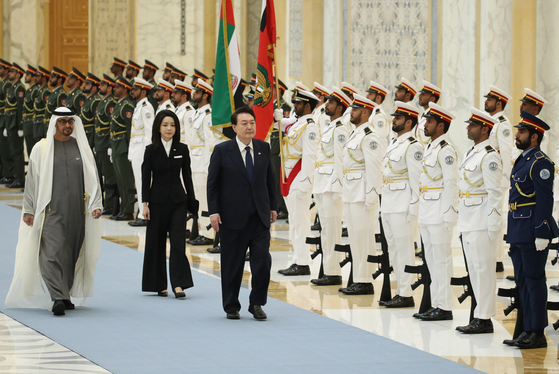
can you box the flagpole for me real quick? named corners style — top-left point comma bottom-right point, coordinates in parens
top-left (271, 42), bottom-right (286, 184)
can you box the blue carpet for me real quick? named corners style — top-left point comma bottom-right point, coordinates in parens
top-left (0, 204), bottom-right (480, 373)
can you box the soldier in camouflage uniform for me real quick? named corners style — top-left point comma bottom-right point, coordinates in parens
top-left (142, 60), bottom-right (159, 110)
top-left (80, 73), bottom-right (102, 149)
top-left (4, 63), bottom-right (26, 188)
top-left (32, 66), bottom-right (51, 143)
top-left (95, 75), bottom-right (119, 216)
top-left (45, 67), bottom-right (68, 126)
top-left (22, 65), bottom-right (39, 157)
top-left (65, 68), bottom-right (86, 115)
top-left (0, 59), bottom-right (14, 184)
top-left (109, 77), bottom-right (136, 221)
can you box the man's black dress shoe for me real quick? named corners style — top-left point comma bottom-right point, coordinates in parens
top-left (189, 236), bottom-right (213, 246)
top-left (173, 289), bottom-right (186, 298)
top-left (495, 261), bottom-right (504, 272)
top-left (420, 307), bottom-right (453, 321)
top-left (248, 305), bottom-right (267, 320)
top-left (514, 332), bottom-right (547, 349)
top-left (550, 284), bottom-right (559, 292)
top-left (128, 218), bottom-right (148, 227)
top-left (277, 211), bottom-right (288, 220)
top-left (278, 264), bottom-right (310, 276)
top-left (101, 208), bottom-right (113, 216)
top-left (413, 307), bottom-right (434, 319)
top-left (63, 300), bottom-right (75, 310)
top-left (157, 291), bottom-right (168, 297)
top-left (114, 213), bottom-right (134, 221)
top-left (52, 300), bottom-right (66, 316)
top-left (506, 275), bottom-right (516, 282)
top-left (384, 295), bottom-right (415, 308)
top-left (7, 181), bottom-right (23, 189)
top-left (339, 283), bottom-right (356, 293)
top-left (341, 282), bottom-right (374, 295)
top-left (456, 318), bottom-right (493, 334)
top-left (311, 275), bottom-right (342, 286)
top-left (0, 177), bottom-right (13, 184)
top-left (503, 331), bottom-right (529, 346)
top-left (226, 311), bottom-right (240, 319)
top-left (341, 228), bottom-right (348, 237)
top-left (207, 245), bottom-right (221, 254)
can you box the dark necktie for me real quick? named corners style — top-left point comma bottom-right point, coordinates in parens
top-left (466, 146), bottom-right (474, 157)
top-left (514, 153), bottom-right (523, 167)
top-left (245, 146), bottom-right (253, 181)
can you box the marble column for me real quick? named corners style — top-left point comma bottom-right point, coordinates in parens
top-left (440, 0), bottom-right (476, 159)
top-left (323, 0), bottom-right (341, 88)
top-left (536, 0), bottom-right (559, 158)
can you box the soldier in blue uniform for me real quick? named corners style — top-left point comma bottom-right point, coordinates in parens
top-left (503, 111), bottom-right (558, 349)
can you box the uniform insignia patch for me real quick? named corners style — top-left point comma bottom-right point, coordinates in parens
top-left (338, 134), bottom-right (346, 142)
top-left (370, 141), bottom-right (378, 150)
top-left (325, 119), bottom-right (331, 127)
top-left (308, 132), bottom-right (317, 140)
top-left (109, 107), bottom-right (114, 114)
top-left (126, 111), bottom-right (132, 119)
top-left (79, 100), bottom-right (84, 107)
top-left (189, 117), bottom-right (193, 124)
top-left (18, 91), bottom-right (24, 98)
top-left (540, 169), bottom-right (551, 180)
top-left (146, 113), bottom-right (152, 119)
top-left (377, 121), bottom-right (384, 128)
top-left (503, 129), bottom-right (511, 137)
top-left (445, 155), bottom-right (454, 165)
top-left (489, 162), bottom-right (498, 171)
top-left (414, 151), bottom-right (423, 161)
top-left (60, 99), bottom-right (66, 105)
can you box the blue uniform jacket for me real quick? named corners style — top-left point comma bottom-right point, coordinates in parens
top-left (507, 146), bottom-right (559, 243)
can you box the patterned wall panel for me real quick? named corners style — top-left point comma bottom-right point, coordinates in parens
top-left (347, 0), bottom-right (429, 93)
top-left (289, 0), bottom-right (303, 78)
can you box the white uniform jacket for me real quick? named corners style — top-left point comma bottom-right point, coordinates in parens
top-left (368, 106), bottom-right (390, 154)
top-left (419, 135), bottom-right (459, 225)
top-left (342, 125), bottom-right (383, 205)
top-left (381, 131), bottom-right (423, 215)
top-left (282, 114), bottom-right (319, 193)
top-left (189, 103), bottom-right (211, 173)
top-left (128, 97), bottom-right (154, 161)
top-left (155, 99), bottom-right (175, 115)
top-left (175, 101), bottom-right (195, 145)
top-left (489, 111), bottom-right (513, 188)
top-left (457, 139), bottom-right (503, 233)
top-left (313, 103), bottom-right (330, 136)
top-left (312, 118), bottom-right (349, 195)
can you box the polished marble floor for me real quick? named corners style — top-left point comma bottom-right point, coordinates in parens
top-left (1, 186), bottom-right (559, 373)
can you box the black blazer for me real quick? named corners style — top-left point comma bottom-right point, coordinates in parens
top-left (142, 141), bottom-right (199, 215)
top-left (207, 138), bottom-right (277, 230)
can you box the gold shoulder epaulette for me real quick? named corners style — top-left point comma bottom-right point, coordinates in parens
top-left (440, 139), bottom-right (448, 148)
top-left (335, 121), bottom-right (343, 127)
top-left (408, 136), bottom-right (417, 144)
top-left (166, 104), bottom-right (171, 108)
top-left (307, 118), bottom-right (315, 124)
top-left (535, 151), bottom-right (545, 160)
top-left (375, 108), bottom-right (381, 114)
top-left (142, 102), bottom-right (147, 106)
top-left (499, 116), bottom-right (505, 122)
top-left (320, 107), bottom-right (325, 113)
top-left (364, 127), bottom-right (372, 135)
top-left (205, 108), bottom-right (211, 114)
top-left (485, 145), bottom-right (495, 153)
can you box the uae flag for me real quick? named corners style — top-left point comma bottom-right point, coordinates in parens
top-left (212, 0), bottom-right (241, 138)
top-left (253, 0), bottom-right (277, 140)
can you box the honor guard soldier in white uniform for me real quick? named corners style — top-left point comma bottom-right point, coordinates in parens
top-left (339, 94), bottom-right (383, 295)
top-left (379, 101), bottom-right (422, 307)
top-left (311, 82), bottom-right (331, 135)
top-left (128, 78), bottom-right (155, 227)
top-left (310, 87), bottom-right (351, 286)
top-left (416, 102), bottom-right (459, 321)
top-left (484, 85), bottom-right (513, 272)
top-left (188, 80), bottom-right (214, 246)
top-left (155, 79), bottom-right (175, 115)
top-left (455, 108), bottom-right (503, 334)
top-left (277, 89), bottom-right (320, 276)
top-left (366, 81), bottom-right (390, 147)
top-left (340, 82), bottom-right (360, 130)
top-left (173, 80), bottom-right (195, 144)
top-left (394, 77), bottom-right (418, 105)
top-left (416, 81), bottom-right (441, 146)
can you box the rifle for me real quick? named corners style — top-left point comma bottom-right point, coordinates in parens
top-left (307, 236), bottom-right (324, 279)
top-left (335, 244), bottom-right (353, 288)
top-left (404, 238), bottom-right (431, 314)
top-left (450, 234), bottom-right (476, 323)
top-left (367, 216), bottom-right (392, 302)
top-left (497, 286), bottom-right (523, 339)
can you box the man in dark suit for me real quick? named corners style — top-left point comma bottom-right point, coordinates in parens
top-left (207, 106), bottom-right (277, 320)
top-left (503, 111), bottom-right (558, 349)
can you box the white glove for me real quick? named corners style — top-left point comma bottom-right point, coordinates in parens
top-left (17, 130), bottom-right (23, 137)
top-left (488, 230), bottom-right (500, 241)
top-left (444, 221), bottom-right (455, 232)
top-left (107, 148), bottom-right (112, 157)
top-left (274, 108), bottom-right (284, 122)
top-left (406, 212), bottom-right (418, 223)
top-left (535, 238), bottom-right (550, 251)
top-left (279, 117), bottom-right (296, 132)
top-left (2, 129), bottom-right (6, 137)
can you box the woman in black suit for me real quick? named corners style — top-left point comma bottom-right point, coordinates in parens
top-left (141, 110), bottom-right (198, 298)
